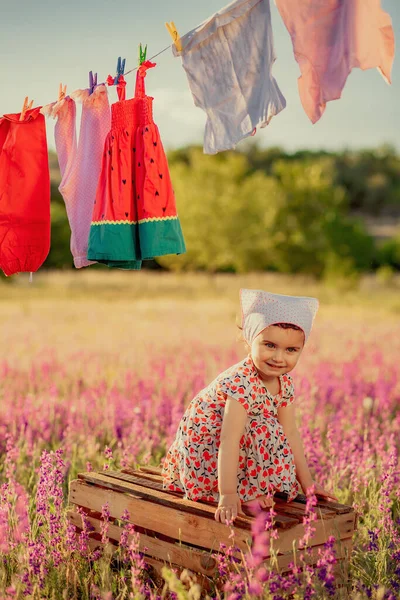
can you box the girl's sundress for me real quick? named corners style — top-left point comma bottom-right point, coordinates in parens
top-left (162, 355), bottom-right (300, 504)
top-left (87, 60), bottom-right (186, 269)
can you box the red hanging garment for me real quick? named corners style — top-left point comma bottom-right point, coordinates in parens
top-left (0, 107), bottom-right (50, 277)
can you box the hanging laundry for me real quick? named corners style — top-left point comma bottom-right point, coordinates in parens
top-left (42, 84), bottom-right (111, 268)
top-left (0, 107), bottom-right (50, 277)
top-left (87, 60), bottom-right (186, 269)
top-left (275, 0), bottom-right (395, 124)
top-left (172, 0), bottom-right (286, 155)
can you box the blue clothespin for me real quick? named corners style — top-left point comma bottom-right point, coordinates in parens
top-left (88, 71), bottom-right (98, 95)
top-left (138, 43), bottom-right (147, 66)
top-left (114, 56), bottom-right (126, 85)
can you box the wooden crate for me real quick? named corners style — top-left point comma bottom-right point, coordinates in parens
top-left (68, 466), bottom-right (357, 588)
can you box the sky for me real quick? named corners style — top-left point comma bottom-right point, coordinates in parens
top-left (0, 0), bottom-right (399, 153)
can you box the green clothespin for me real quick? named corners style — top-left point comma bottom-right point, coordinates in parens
top-left (138, 43), bottom-right (147, 65)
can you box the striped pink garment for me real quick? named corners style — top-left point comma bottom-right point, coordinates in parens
top-left (42, 85), bottom-right (111, 268)
top-left (275, 0), bottom-right (395, 123)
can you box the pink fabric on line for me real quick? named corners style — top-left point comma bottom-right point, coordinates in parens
top-left (275, 0), bottom-right (395, 123)
top-left (42, 85), bottom-right (111, 268)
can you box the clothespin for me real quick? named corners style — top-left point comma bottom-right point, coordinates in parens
top-left (88, 71), bottom-right (98, 95)
top-left (58, 83), bottom-right (67, 102)
top-left (20, 97), bottom-right (34, 121)
top-left (138, 43), bottom-right (147, 65)
top-left (113, 56), bottom-right (126, 85)
top-left (165, 21), bottom-right (182, 52)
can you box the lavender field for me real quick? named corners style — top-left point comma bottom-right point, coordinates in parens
top-left (0, 271), bottom-right (399, 599)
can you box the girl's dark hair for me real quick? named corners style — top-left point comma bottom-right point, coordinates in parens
top-left (236, 321), bottom-right (304, 344)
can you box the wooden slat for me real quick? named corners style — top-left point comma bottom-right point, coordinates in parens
top-left (272, 499), bottom-right (337, 520)
top-left (274, 491), bottom-right (354, 515)
top-left (72, 512), bottom-right (352, 591)
top-left (271, 511), bottom-right (355, 556)
top-left (116, 470), bottom-right (182, 495)
top-left (122, 469), bottom-right (170, 486)
top-left (126, 468), bottom-right (336, 519)
top-left (69, 480), bottom-right (252, 553)
top-left (70, 508), bottom-right (352, 575)
top-left (68, 510), bottom-right (219, 577)
top-left (85, 536), bottom-right (348, 591)
top-left (133, 465), bottom-right (163, 476)
top-left (127, 466), bottom-right (354, 515)
top-left (77, 521), bottom-right (352, 591)
top-left (271, 537), bottom-right (353, 573)
top-left (102, 470), bottom-right (301, 528)
top-left (77, 472), bottom-right (251, 530)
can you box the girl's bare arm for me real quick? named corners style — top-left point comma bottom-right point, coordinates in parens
top-left (218, 397), bottom-right (248, 494)
top-left (215, 397), bottom-right (248, 522)
top-left (277, 403), bottom-right (314, 491)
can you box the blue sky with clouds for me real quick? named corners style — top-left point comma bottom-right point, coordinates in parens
top-left (1, 0), bottom-right (398, 152)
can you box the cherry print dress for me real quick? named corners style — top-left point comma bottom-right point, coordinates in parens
top-left (87, 61), bottom-right (186, 269)
top-left (162, 355), bottom-right (300, 504)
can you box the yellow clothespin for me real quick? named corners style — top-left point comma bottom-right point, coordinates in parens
top-left (20, 96), bottom-right (34, 121)
top-left (165, 21), bottom-right (182, 52)
top-left (58, 83), bottom-right (67, 102)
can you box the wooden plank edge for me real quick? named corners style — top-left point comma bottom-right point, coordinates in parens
top-left (75, 473), bottom-right (300, 530)
top-left (113, 470), bottom-right (338, 521)
top-left (68, 510), bottom-right (219, 577)
top-left (123, 467), bottom-right (354, 514)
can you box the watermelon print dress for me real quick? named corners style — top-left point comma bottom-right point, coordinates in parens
top-left (87, 60), bottom-right (186, 269)
top-left (162, 355), bottom-right (300, 504)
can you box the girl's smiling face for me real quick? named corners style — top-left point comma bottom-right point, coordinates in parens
top-left (251, 324), bottom-right (305, 381)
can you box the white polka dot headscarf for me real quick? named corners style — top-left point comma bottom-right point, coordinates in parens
top-left (240, 289), bottom-right (319, 345)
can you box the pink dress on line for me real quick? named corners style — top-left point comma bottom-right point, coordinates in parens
top-left (276, 0), bottom-right (395, 123)
top-left (42, 84), bottom-right (111, 268)
top-left (162, 355), bottom-right (300, 504)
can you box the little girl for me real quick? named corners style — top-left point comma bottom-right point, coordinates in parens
top-left (162, 288), bottom-right (338, 524)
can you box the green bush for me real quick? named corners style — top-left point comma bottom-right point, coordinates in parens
top-left (44, 202), bottom-right (72, 269)
top-left (378, 235), bottom-right (400, 270)
top-left (161, 151), bottom-right (376, 278)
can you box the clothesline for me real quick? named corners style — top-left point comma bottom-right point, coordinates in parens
top-left (122, 44), bottom-right (173, 77)
top-left (19, 42), bottom-right (174, 118)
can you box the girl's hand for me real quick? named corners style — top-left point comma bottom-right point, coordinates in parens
top-left (215, 493), bottom-right (243, 524)
top-left (304, 481), bottom-right (339, 502)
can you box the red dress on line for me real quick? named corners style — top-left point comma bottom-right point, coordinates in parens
top-left (0, 107), bottom-right (50, 276)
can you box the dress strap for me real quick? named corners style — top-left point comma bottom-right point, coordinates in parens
top-left (106, 74), bottom-right (126, 102)
top-left (135, 60), bottom-right (156, 98)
